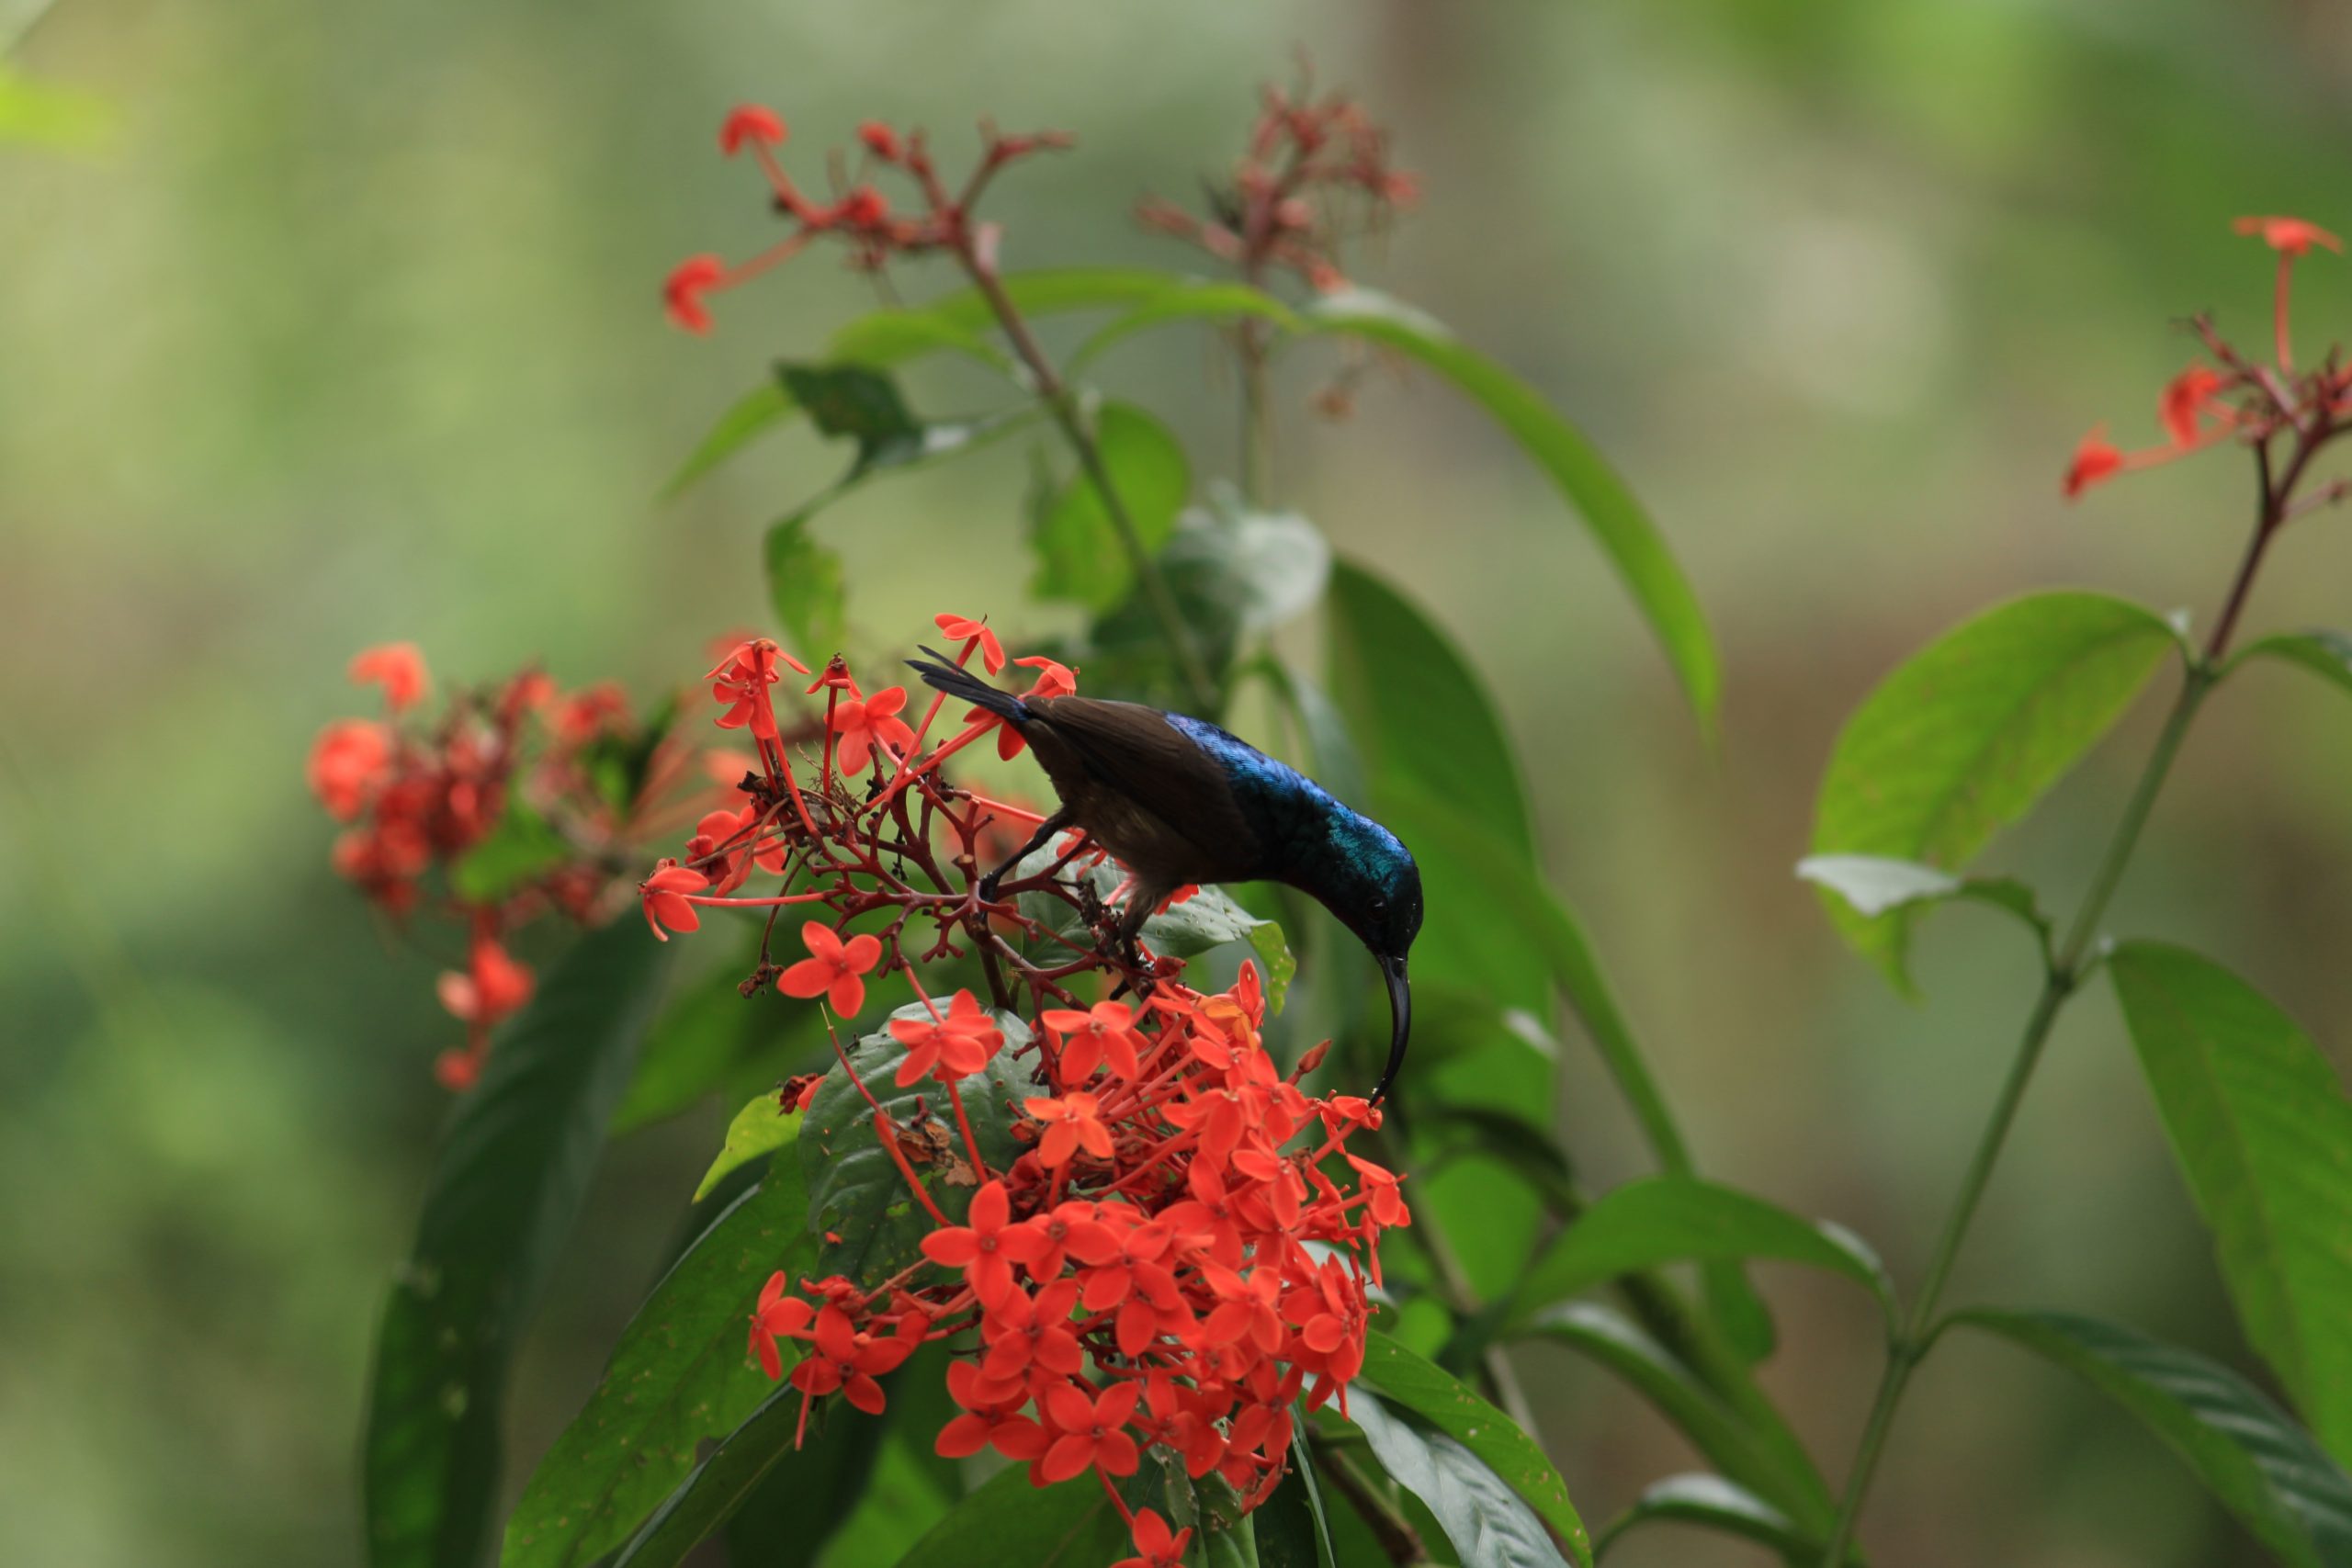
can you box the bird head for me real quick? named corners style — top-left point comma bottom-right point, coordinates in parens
top-left (1317, 813), bottom-right (1422, 1105)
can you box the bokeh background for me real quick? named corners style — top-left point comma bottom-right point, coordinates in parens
top-left (8, 1), bottom-right (2352, 1563)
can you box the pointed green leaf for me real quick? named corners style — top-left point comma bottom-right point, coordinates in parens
top-left (1508, 1176), bottom-right (1893, 1333)
top-left (1348, 1390), bottom-right (1585, 1568)
top-left (1069, 280), bottom-right (1306, 370)
top-left (1798, 853), bottom-right (2052, 961)
top-left (502, 1163), bottom-right (813, 1568)
top-left (1958, 1309), bottom-right (2352, 1567)
top-left (609, 1383), bottom-right (879, 1568)
top-left (1596, 1473), bottom-right (1826, 1562)
top-left (1307, 288), bottom-right (1717, 735)
top-left (1812, 591), bottom-right (2183, 989)
top-left (1356, 1331), bottom-right (1590, 1564)
top-left (364, 919), bottom-right (673, 1568)
top-left (613, 953), bottom-right (827, 1134)
top-left (695, 1093), bottom-right (800, 1201)
top-left (663, 382), bottom-right (796, 498)
top-left (799, 1006), bottom-right (1035, 1290)
top-left (2223, 630), bottom-right (2352, 700)
top-left (2109, 942), bottom-right (2352, 1462)
top-left (888, 1462), bottom-right (1134, 1567)
top-left (1254, 1409), bottom-right (1340, 1568)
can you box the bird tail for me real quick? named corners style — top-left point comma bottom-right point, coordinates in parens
top-left (906, 646), bottom-right (1031, 726)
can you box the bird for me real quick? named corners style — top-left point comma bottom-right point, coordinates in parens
top-left (907, 648), bottom-right (1423, 1102)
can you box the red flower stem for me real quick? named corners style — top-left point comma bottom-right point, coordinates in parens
top-left (2275, 252), bottom-right (2296, 374)
top-left (944, 1080), bottom-right (991, 1184)
top-left (681, 890), bottom-right (834, 913)
top-left (824, 1016), bottom-right (951, 1226)
top-left (964, 792), bottom-right (1049, 826)
top-left (861, 719), bottom-right (996, 819)
top-left (1096, 1468), bottom-right (1136, 1528)
top-left (820, 685), bottom-right (841, 786)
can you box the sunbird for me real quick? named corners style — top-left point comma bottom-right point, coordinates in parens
top-left (908, 649), bottom-right (1423, 1102)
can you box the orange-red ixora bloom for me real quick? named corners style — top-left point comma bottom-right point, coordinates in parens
top-left (933, 612), bottom-right (1006, 674)
top-left (1026, 1091), bottom-right (1115, 1168)
top-left (665, 254), bottom-right (728, 334)
top-left (1038, 1378), bottom-right (1143, 1483)
top-left (888, 989), bottom-right (1005, 1087)
top-left (2234, 215), bottom-right (2344, 256)
top-left (2161, 365), bottom-right (2229, 447)
top-left (919, 1179), bottom-right (1046, 1309)
top-left (830, 685), bottom-right (917, 774)
top-left (778, 920), bottom-right (883, 1014)
top-left (719, 105), bottom-right (786, 156)
top-left (981, 656), bottom-right (1080, 761)
top-left (436, 934), bottom-right (534, 1026)
top-left (1043, 1000), bottom-right (1149, 1084)
top-left (308, 719), bottom-right (391, 820)
top-left (348, 642), bottom-right (429, 712)
top-left (640, 860), bottom-right (710, 940)
top-left (2063, 428), bottom-right (2125, 499)
top-left (1114, 1508), bottom-right (1193, 1568)
top-left (748, 1271), bottom-right (815, 1380)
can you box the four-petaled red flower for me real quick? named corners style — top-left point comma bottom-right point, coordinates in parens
top-left (1043, 999), bottom-right (1150, 1084)
top-left (2160, 365), bottom-right (2228, 448)
top-left (791, 1303), bottom-right (920, 1415)
top-left (720, 105), bottom-right (786, 156)
top-left (308, 719), bottom-right (391, 820)
top-left (984, 656), bottom-right (1080, 759)
top-left (778, 921), bottom-right (883, 1015)
top-left (831, 685), bottom-right (917, 773)
top-left (935, 1359), bottom-right (1046, 1461)
top-left (348, 642), bottom-right (430, 712)
top-left (639, 860), bottom-right (709, 940)
top-left (664, 254), bottom-right (728, 335)
top-left (748, 1270), bottom-right (814, 1380)
top-left (1026, 1091), bottom-right (1114, 1168)
top-left (1039, 1377), bottom-right (1143, 1483)
top-left (1114, 1508), bottom-right (1193, 1568)
top-left (436, 935), bottom-right (534, 1026)
top-left (933, 612), bottom-right (1006, 673)
top-left (888, 989), bottom-right (1004, 1087)
top-left (919, 1179), bottom-right (1045, 1308)
top-left (708, 637), bottom-right (809, 742)
top-left (2234, 215), bottom-right (2344, 257)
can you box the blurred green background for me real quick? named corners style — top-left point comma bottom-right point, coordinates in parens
top-left (7, 1), bottom-right (2352, 1563)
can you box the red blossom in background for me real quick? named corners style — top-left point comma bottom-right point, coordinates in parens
top-left (1114, 1508), bottom-right (1192, 1568)
top-left (2065, 213), bottom-right (2351, 500)
top-left (309, 649), bottom-right (723, 1086)
top-left (629, 609), bottom-right (1407, 1538)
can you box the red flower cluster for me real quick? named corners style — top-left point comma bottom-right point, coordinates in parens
top-left (638, 613), bottom-right (1405, 1548)
top-left (1136, 65), bottom-right (1416, 295)
top-left (2064, 214), bottom-right (2351, 501)
top-left (308, 643), bottom-right (717, 1088)
top-left (663, 108), bottom-right (1073, 334)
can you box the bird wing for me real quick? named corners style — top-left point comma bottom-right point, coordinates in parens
top-left (1027, 696), bottom-right (1261, 874)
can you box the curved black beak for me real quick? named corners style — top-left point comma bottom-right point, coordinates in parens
top-left (1369, 953), bottom-right (1411, 1105)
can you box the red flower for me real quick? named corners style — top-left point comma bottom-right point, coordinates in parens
top-left (919, 1179), bottom-right (1046, 1308)
top-left (664, 254), bottom-right (728, 334)
top-left (640, 860), bottom-right (709, 940)
top-left (2062, 428), bottom-right (2123, 499)
top-left (979, 1278), bottom-right (1084, 1383)
top-left (1114, 1508), bottom-right (1192, 1568)
top-left (983, 656), bottom-right (1080, 760)
top-left (935, 1359), bottom-right (1046, 1461)
top-left (748, 1271), bottom-right (815, 1381)
top-left (790, 1303), bottom-right (921, 1415)
top-left (308, 719), bottom-right (391, 820)
top-left (1025, 1091), bottom-right (1114, 1168)
top-left (778, 921), bottom-right (883, 1014)
top-left (831, 685), bottom-right (917, 773)
top-left (1042, 1000), bottom-right (1148, 1083)
top-left (720, 105), bottom-right (786, 156)
top-left (348, 642), bottom-right (430, 712)
top-left (933, 613), bottom-right (1006, 673)
top-left (2233, 215), bottom-right (2343, 257)
top-left (832, 185), bottom-right (889, 230)
top-left (708, 637), bottom-right (809, 741)
top-left (857, 121), bottom-right (902, 163)
top-left (1040, 1377), bottom-right (1142, 1483)
top-left (888, 989), bottom-right (1005, 1087)
top-left (2160, 366), bottom-right (2228, 448)
top-left (436, 936), bottom-right (534, 1026)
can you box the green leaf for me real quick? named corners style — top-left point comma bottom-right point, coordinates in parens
top-left (1811, 591), bottom-right (2184, 989)
top-left (1012, 849), bottom-right (1291, 975)
top-left (364, 919), bottom-right (673, 1568)
top-left (1508, 1176), bottom-right (1893, 1334)
top-left (612, 954), bottom-right (827, 1134)
top-left (2109, 942), bottom-right (2352, 1462)
top-left (1348, 1392), bottom-right (1583, 1568)
top-left (664, 382), bottom-right (795, 498)
top-left (800, 1006), bottom-right (1035, 1289)
top-left (1520, 1304), bottom-right (1826, 1529)
top-left (447, 797), bottom-right (574, 904)
top-left (1797, 853), bottom-right (2052, 960)
top-left (779, 364), bottom-right (920, 460)
top-left (1254, 1409), bottom-right (1340, 1568)
top-left (695, 1092), bottom-right (801, 1201)
top-left (1594, 1474), bottom-right (1824, 1562)
top-left (1957, 1309), bottom-right (2352, 1567)
top-left (1327, 559), bottom-right (1532, 856)
top-left (501, 1164), bottom-right (813, 1568)
top-left (2223, 630), bottom-right (2352, 700)
top-left (1030, 402), bottom-right (1191, 613)
top-left (888, 1462), bottom-right (1134, 1567)
top-left (1356, 1331), bottom-right (1591, 1565)
top-left (1306, 288), bottom-right (1717, 735)
top-left (1069, 280), bottom-right (1307, 371)
top-left (763, 515), bottom-right (847, 658)
top-left (611, 1383), bottom-right (876, 1568)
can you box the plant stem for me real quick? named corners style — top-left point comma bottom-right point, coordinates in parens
top-left (960, 262), bottom-right (1218, 711)
top-left (1814, 475), bottom-right (2298, 1562)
